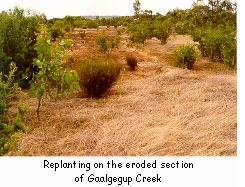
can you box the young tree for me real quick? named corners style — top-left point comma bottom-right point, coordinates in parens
top-left (133, 0), bottom-right (141, 19)
top-left (30, 25), bottom-right (80, 120)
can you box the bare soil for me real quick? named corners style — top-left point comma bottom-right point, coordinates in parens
top-left (9, 31), bottom-right (236, 156)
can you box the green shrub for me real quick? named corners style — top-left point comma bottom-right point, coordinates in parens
top-left (117, 27), bottom-right (126, 35)
top-left (129, 23), bottom-right (151, 44)
top-left (78, 59), bottom-right (121, 97)
top-left (174, 45), bottom-right (197, 70)
top-left (30, 25), bottom-right (80, 120)
top-left (190, 29), bottom-right (209, 57)
top-left (0, 63), bottom-right (26, 155)
top-left (64, 24), bottom-right (73, 32)
top-left (96, 33), bottom-right (120, 52)
top-left (221, 34), bottom-right (236, 67)
top-left (190, 27), bottom-right (236, 67)
top-left (129, 31), bottom-right (146, 44)
top-left (153, 21), bottom-right (170, 44)
top-left (96, 34), bottom-right (108, 53)
top-left (123, 22), bottom-right (129, 27)
top-left (86, 20), bottom-right (99, 29)
top-left (109, 35), bottom-right (120, 49)
top-left (126, 55), bottom-right (138, 70)
top-left (49, 21), bottom-right (65, 41)
top-left (0, 7), bottom-right (45, 88)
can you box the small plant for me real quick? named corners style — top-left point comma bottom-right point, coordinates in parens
top-left (126, 55), bottom-right (138, 70)
top-left (174, 45), bottom-right (197, 70)
top-left (79, 30), bottom-right (86, 40)
top-left (30, 25), bottom-right (80, 120)
top-left (109, 35), bottom-right (120, 49)
top-left (96, 34), bottom-right (108, 53)
top-left (78, 59), bottom-right (121, 98)
top-left (129, 30), bottom-right (147, 44)
top-left (117, 27), bottom-right (126, 35)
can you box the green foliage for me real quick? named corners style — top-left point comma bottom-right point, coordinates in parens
top-left (126, 55), bottom-right (138, 70)
top-left (221, 34), bottom-right (236, 67)
top-left (30, 25), bottom-right (80, 120)
top-left (96, 32), bottom-right (120, 53)
top-left (86, 20), bottom-right (99, 29)
top-left (0, 7), bottom-right (46, 88)
top-left (174, 45), bottom-right (197, 70)
top-left (109, 35), bottom-right (120, 49)
top-left (190, 26), bottom-right (236, 67)
top-left (123, 22), bottom-right (129, 27)
top-left (0, 63), bottom-right (26, 155)
top-left (64, 24), bottom-right (73, 32)
top-left (96, 34), bottom-right (108, 53)
top-left (160, 0), bottom-right (237, 68)
top-left (73, 19), bottom-right (87, 28)
top-left (117, 27), bottom-right (126, 35)
top-left (78, 59), bottom-right (121, 98)
top-left (129, 23), bottom-right (151, 44)
top-left (96, 33), bottom-right (120, 52)
top-left (152, 21), bottom-right (170, 44)
top-left (49, 20), bottom-right (65, 41)
top-left (175, 20), bottom-right (194, 35)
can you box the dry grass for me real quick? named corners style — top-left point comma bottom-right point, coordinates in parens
top-left (8, 33), bottom-right (236, 156)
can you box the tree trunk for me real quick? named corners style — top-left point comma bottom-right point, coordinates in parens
top-left (36, 97), bottom-right (41, 121)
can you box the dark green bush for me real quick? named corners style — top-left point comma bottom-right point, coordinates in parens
top-left (117, 27), bottom-right (126, 35)
top-left (129, 30), bottom-right (147, 44)
top-left (126, 55), bottom-right (138, 70)
top-left (109, 35), bottom-right (120, 49)
top-left (129, 23), bottom-right (152, 44)
top-left (0, 63), bottom-right (26, 155)
top-left (96, 33), bottom-right (120, 52)
top-left (153, 23), bottom-right (170, 44)
top-left (96, 34), bottom-right (108, 53)
top-left (0, 7), bottom-right (45, 88)
top-left (78, 59), bottom-right (121, 97)
top-left (190, 26), bottom-right (236, 67)
top-left (86, 20), bottom-right (99, 29)
top-left (221, 34), bottom-right (236, 67)
top-left (174, 45), bottom-right (197, 70)
top-left (49, 20), bottom-right (65, 41)
top-left (64, 24), bottom-right (73, 32)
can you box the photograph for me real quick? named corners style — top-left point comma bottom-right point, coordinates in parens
top-left (0, 0), bottom-right (237, 156)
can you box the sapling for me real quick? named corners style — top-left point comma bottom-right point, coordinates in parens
top-left (30, 25), bottom-right (80, 120)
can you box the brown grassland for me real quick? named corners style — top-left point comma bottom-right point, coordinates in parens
top-left (9, 29), bottom-right (236, 156)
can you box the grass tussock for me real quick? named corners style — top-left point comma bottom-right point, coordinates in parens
top-left (78, 58), bottom-right (121, 98)
top-left (126, 54), bottom-right (138, 70)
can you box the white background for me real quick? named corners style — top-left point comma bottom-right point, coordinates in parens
top-left (0, 157), bottom-right (238, 187)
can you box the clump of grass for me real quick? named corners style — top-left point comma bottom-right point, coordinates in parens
top-left (126, 55), bottom-right (138, 70)
top-left (78, 58), bottom-right (121, 98)
top-left (174, 44), bottom-right (197, 70)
